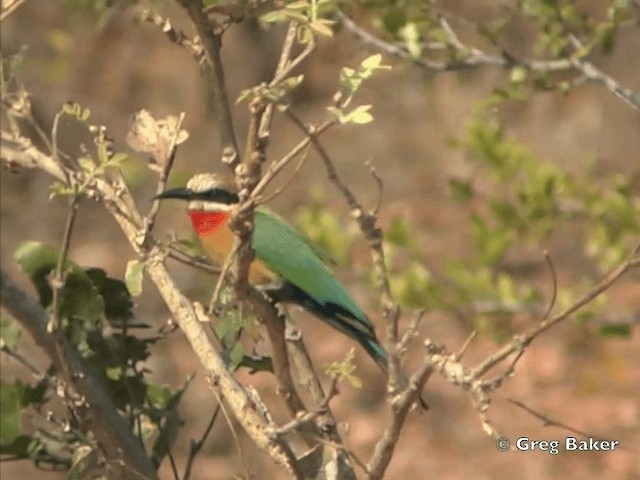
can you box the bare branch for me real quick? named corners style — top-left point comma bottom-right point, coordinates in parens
top-left (139, 9), bottom-right (205, 62)
top-left (337, 10), bottom-right (640, 112)
top-left (177, 0), bottom-right (239, 166)
top-left (0, 0), bottom-right (25, 21)
top-left (251, 120), bottom-right (334, 200)
top-left (276, 379), bottom-right (338, 436)
top-left (568, 34), bottom-right (640, 112)
top-left (366, 359), bottom-right (434, 480)
top-left (141, 112), bottom-right (186, 242)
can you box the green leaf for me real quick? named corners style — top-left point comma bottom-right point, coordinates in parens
top-left (399, 23), bottom-right (422, 58)
top-left (324, 349), bottom-right (362, 388)
top-left (125, 260), bottom-right (145, 297)
top-left (14, 241), bottom-right (104, 323)
top-left (309, 19), bottom-right (334, 37)
top-left (0, 434), bottom-right (32, 458)
top-left (146, 384), bottom-right (173, 410)
top-left (229, 342), bottom-right (244, 370)
top-left (0, 314), bottom-right (21, 348)
top-left (448, 177), bottom-right (473, 201)
top-left (361, 54), bottom-right (383, 70)
top-left (0, 382), bottom-right (22, 446)
top-left (599, 323), bottom-right (632, 338)
top-left (87, 269), bottom-right (133, 324)
top-left (151, 409), bottom-right (182, 468)
top-left (510, 66), bottom-right (528, 83)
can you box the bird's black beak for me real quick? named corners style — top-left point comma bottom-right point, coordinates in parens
top-left (154, 188), bottom-right (193, 201)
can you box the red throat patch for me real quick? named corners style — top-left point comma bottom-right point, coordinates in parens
top-left (187, 210), bottom-right (228, 235)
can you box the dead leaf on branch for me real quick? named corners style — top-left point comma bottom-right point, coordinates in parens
top-left (126, 109), bottom-right (188, 172)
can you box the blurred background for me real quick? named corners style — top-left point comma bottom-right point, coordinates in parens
top-left (1, 1), bottom-right (639, 479)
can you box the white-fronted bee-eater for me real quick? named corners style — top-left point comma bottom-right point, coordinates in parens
top-left (156, 173), bottom-right (388, 371)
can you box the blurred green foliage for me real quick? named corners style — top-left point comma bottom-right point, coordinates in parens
top-left (1, 242), bottom-right (189, 471)
top-left (295, 186), bottom-right (358, 266)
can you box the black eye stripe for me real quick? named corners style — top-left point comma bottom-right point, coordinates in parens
top-left (192, 188), bottom-right (239, 204)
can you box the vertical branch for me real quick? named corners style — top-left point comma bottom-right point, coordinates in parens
top-left (366, 361), bottom-right (434, 480)
top-left (177, 0), bottom-right (239, 166)
top-left (48, 196), bottom-right (80, 332)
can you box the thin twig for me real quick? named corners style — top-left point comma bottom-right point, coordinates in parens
top-left (183, 403), bottom-right (221, 480)
top-left (508, 398), bottom-right (631, 451)
top-left (1, 340), bottom-right (49, 380)
top-left (455, 330), bottom-right (477, 360)
top-left (178, 0), bottom-right (239, 167)
top-left (568, 34), bottom-right (640, 112)
top-left (251, 120), bottom-right (335, 200)
top-left (541, 250), bottom-right (557, 321)
top-left (256, 143), bottom-right (310, 205)
top-left (142, 112), bottom-right (185, 242)
top-left (139, 9), bottom-right (205, 62)
top-left (210, 389), bottom-right (254, 480)
top-left (167, 451), bottom-right (180, 480)
top-left (276, 379), bottom-right (338, 436)
top-left (259, 22), bottom-right (298, 139)
top-left (473, 242), bottom-right (640, 378)
top-left (48, 196), bottom-right (80, 332)
top-left (207, 241), bottom-right (239, 314)
top-left (397, 309), bottom-right (425, 355)
top-left (166, 245), bottom-right (219, 274)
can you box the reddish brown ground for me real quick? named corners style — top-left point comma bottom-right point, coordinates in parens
top-left (1, 2), bottom-right (638, 479)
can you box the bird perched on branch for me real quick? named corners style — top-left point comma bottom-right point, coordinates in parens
top-left (156, 173), bottom-right (388, 371)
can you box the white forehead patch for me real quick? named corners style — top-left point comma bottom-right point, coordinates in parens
top-left (186, 173), bottom-right (227, 193)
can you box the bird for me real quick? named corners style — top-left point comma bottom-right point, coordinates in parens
top-left (156, 173), bottom-right (389, 371)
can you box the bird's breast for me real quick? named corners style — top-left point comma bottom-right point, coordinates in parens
top-left (191, 210), bottom-right (275, 284)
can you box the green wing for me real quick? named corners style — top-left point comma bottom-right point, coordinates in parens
top-left (253, 209), bottom-right (372, 335)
